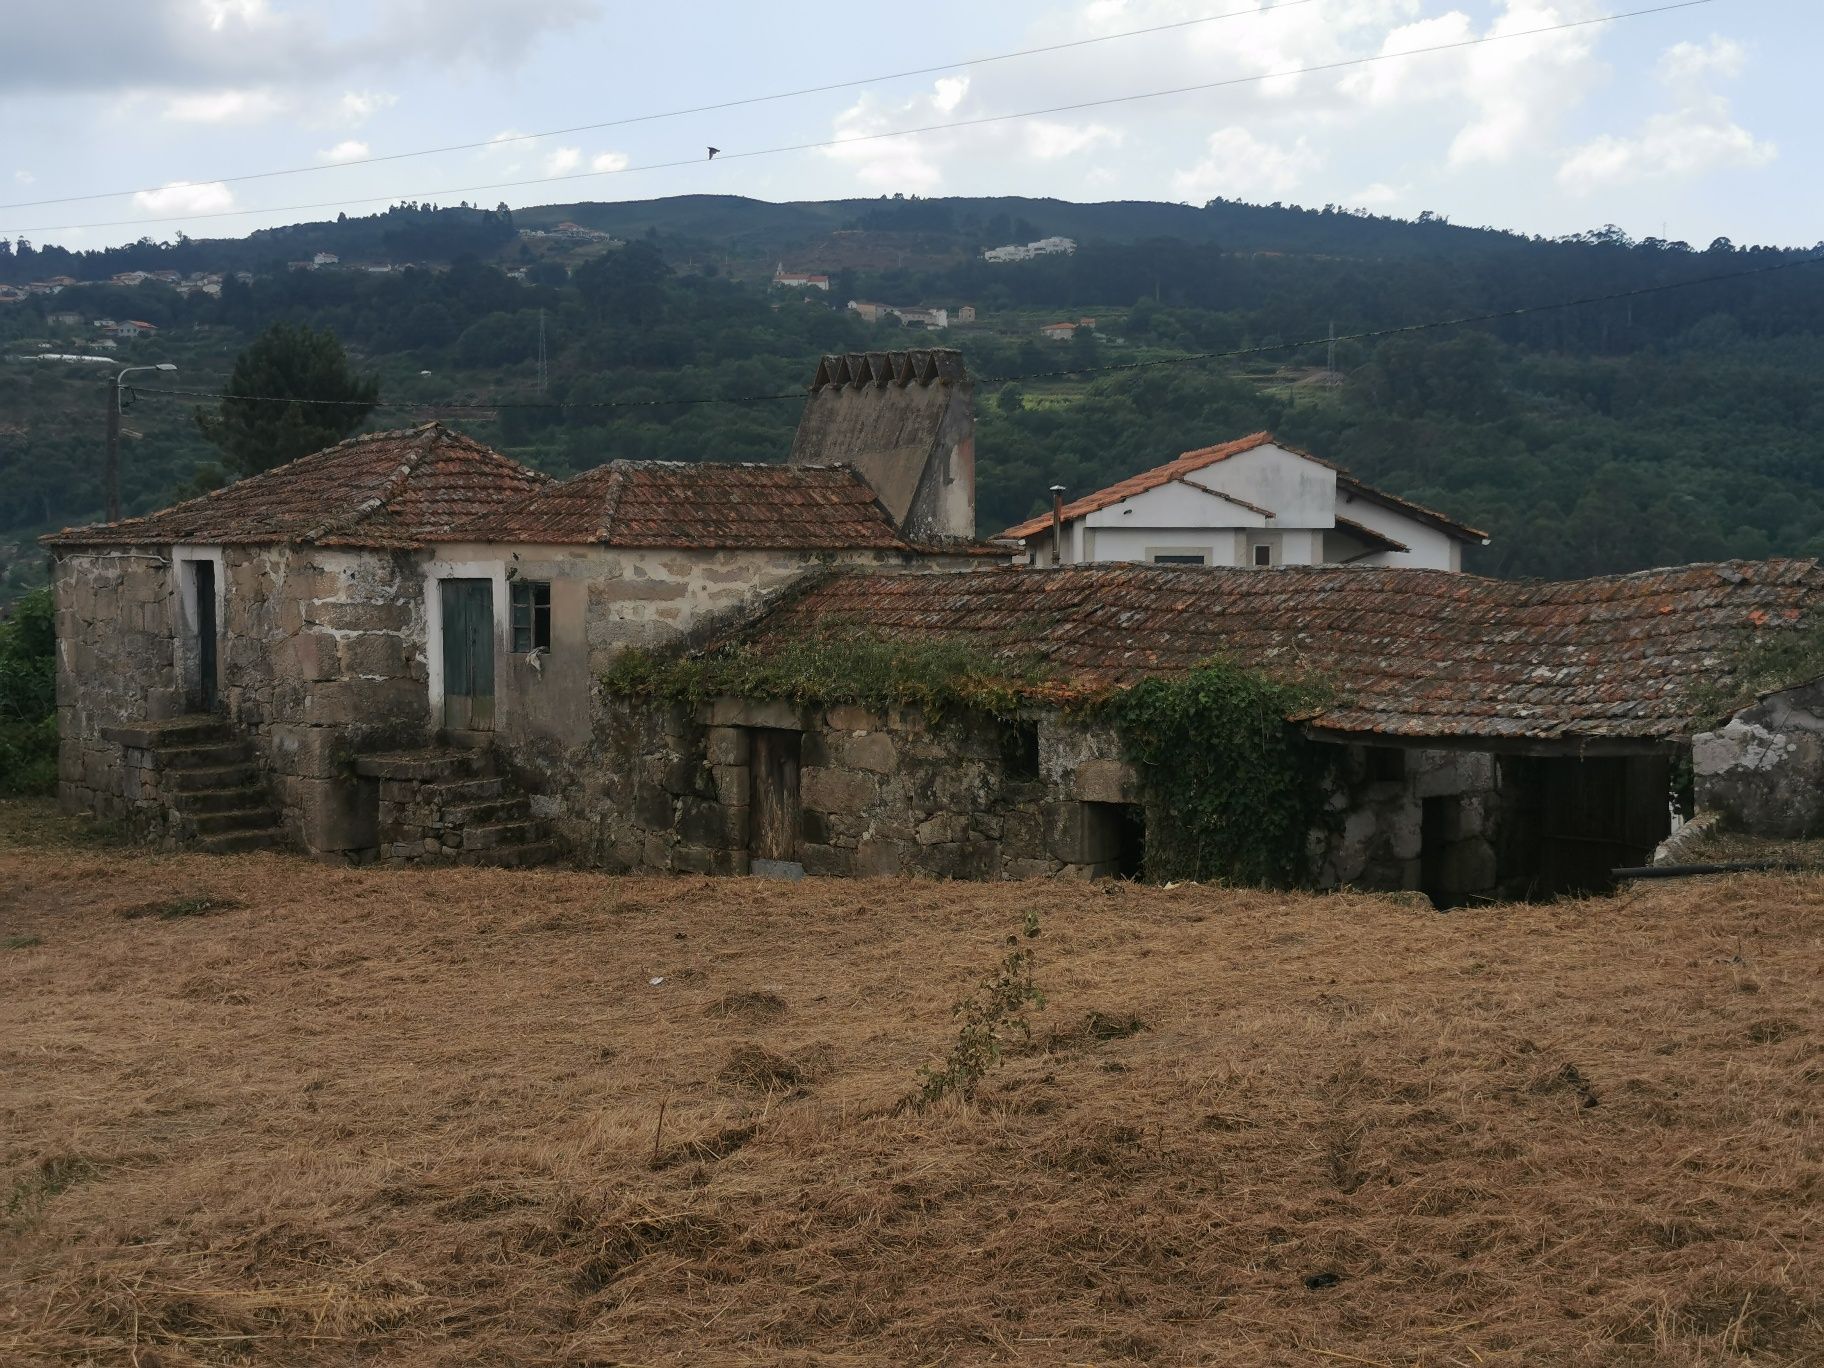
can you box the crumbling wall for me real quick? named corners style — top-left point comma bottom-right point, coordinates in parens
top-left (1693, 680), bottom-right (1824, 838)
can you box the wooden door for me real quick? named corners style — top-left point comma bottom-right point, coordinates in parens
top-left (440, 579), bottom-right (495, 731)
top-left (748, 728), bottom-right (801, 862)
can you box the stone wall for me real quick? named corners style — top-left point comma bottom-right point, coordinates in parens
top-left (1318, 745), bottom-right (1499, 899)
top-left (52, 544), bottom-right (434, 852)
top-left (53, 549), bottom-right (181, 817)
top-left (1694, 680), bottom-right (1824, 838)
top-left (573, 696), bottom-right (1140, 881)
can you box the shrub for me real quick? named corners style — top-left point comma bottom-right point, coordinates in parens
top-left (0, 588), bottom-right (56, 796)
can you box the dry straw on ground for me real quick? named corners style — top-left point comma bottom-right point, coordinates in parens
top-left (0, 798), bottom-right (1819, 1365)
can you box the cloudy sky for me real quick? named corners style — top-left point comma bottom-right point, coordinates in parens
top-left (2, 0), bottom-right (1812, 252)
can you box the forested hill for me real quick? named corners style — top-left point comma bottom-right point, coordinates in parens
top-left (3, 193), bottom-right (1822, 594)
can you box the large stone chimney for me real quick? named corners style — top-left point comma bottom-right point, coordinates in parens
top-left (788, 348), bottom-right (975, 542)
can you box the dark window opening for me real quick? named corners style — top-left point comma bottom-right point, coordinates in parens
top-left (1000, 720), bottom-right (1040, 780)
top-left (510, 580), bottom-right (551, 653)
top-left (1085, 801), bottom-right (1147, 881)
top-left (1252, 543), bottom-right (1274, 567)
top-left (1152, 553), bottom-right (1207, 566)
top-left (1366, 747), bottom-right (1406, 783)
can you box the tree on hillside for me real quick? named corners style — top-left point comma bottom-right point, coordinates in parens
top-left (195, 323), bottom-right (379, 475)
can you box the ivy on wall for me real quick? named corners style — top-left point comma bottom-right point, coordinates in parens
top-left (1097, 659), bottom-right (1336, 888)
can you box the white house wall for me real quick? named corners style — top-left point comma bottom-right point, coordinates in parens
top-left (1188, 443), bottom-right (1336, 527)
top-left (1081, 479), bottom-right (1268, 533)
top-left (1331, 492), bottom-right (1462, 571)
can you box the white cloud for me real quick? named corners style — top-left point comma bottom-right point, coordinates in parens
top-left (317, 139), bottom-right (370, 164)
top-left (1024, 120), bottom-right (1121, 160)
top-left (162, 87), bottom-right (286, 123)
top-left (591, 151), bottom-right (629, 173)
top-left (1172, 126), bottom-right (1321, 202)
top-left (822, 81), bottom-right (960, 192)
top-left (543, 146), bottom-right (581, 176)
top-left (338, 89), bottom-right (398, 126)
top-left (1559, 36), bottom-right (1773, 194)
top-left (199, 0), bottom-right (272, 32)
top-left (13, 170), bottom-right (33, 185)
top-left (132, 181), bottom-right (235, 216)
top-left (932, 76), bottom-right (968, 114)
top-left (1351, 181), bottom-right (1407, 208)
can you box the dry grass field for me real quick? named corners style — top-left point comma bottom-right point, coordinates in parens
top-left (1, 798), bottom-right (1820, 1367)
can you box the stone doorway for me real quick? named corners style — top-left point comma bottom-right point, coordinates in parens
top-left (439, 578), bottom-right (495, 732)
top-left (748, 727), bottom-right (802, 871)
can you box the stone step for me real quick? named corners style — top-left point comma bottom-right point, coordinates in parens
top-left (164, 762), bottom-right (259, 792)
top-left (195, 825), bottom-right (285, 855)
top-left (460, 820), bottom-right (538, 851)
top-left (469, 841), bottom-right (559, 869)
top-left (440, 728), bottom-right (496, 752)
top-left (442, 797), bottom-right (531, 827)
top-left (191, 806), bottom-right (281, 836)
top-left (355, 749), bottom-right (490, 783)
top-left (420, 776), bottom-right (505, 804)
top-left (170, 786), bottom-right (271, 816)
top-left (158, 741), bottom-right (252, 770)
top-left (103, 716), bottom-right (232, 749)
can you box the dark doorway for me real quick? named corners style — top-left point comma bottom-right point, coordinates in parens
top-left (440, 578), bottom-right (495, 731)
top-left (1498, 754), bottom-right (1673, 897)
top-left (1085, 801), bottom-right (1147, 880)
top-left (1420, 795), bottom-right (1455, 909)
top-left (748, 728), bottom-right (802, 863)
top-left (190, 560), bottom-right (219, 713)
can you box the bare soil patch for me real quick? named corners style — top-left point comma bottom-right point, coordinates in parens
top-left (0, 797), bottom-right (1819, 1365)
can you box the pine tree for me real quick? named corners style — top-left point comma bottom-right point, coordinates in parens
top-left (195, 323), bottom-right (379, 475)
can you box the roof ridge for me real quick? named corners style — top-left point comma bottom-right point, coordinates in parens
top-left (596, 464), bottom-right (631, 542)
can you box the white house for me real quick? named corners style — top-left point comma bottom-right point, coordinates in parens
top-left (999, 432), bottom-right (1487, 572)
top-left (110, 320), bottom-right (159, 339)
top-left (312, 252), bottom-right (340, 267)
top-left (982, 236), bottom-right (1077, 263)
top-left (773, 265), bottom-right (830, 291)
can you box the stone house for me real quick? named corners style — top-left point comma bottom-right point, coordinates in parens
top-left (1002, 432), bottom-right (1487, 572)
top-left (44, 349), bottom-right (993, 864)
top-left (588, 557), bottom-right (1824, 901)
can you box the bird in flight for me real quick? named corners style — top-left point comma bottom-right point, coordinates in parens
top-left (707, 147), bottom-right (720, 160)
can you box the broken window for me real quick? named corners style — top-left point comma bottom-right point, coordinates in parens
top-left (509, 580), bottom-right (551, 653)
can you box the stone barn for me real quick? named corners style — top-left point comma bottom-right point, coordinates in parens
top-left (587, 558), bottom-right (1824, 900)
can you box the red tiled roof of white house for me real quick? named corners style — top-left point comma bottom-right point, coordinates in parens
top-left (727, 558), bottom-right (1824, 743)
top-left (41, 423), bottom-right (551, 550)
top-left (999, 432), bottom-right (1487, 545)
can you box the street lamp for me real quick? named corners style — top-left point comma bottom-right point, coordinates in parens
top-left (106, 362), bottom-right (177, 523)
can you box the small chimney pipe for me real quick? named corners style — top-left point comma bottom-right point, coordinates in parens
top-left (1049, 485), bottom-right (1066, 567)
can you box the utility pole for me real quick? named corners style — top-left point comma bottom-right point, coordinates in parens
top-left (536, 308), bottom-right (548, 395)
top-left (105, 362), bottom-right (178, 523)
top-left (105, 372), bottom-right (121, 522)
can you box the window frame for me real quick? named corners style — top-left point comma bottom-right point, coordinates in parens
top-left (509, 579), bottom-right (551, 654)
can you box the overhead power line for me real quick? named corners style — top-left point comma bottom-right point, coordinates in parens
top-left (122, 250), bottom-right (1822, 415)
top-left (0, 0), bottom-right (1321, 213)
top-left (3, 0), bottom-right (1716, 236)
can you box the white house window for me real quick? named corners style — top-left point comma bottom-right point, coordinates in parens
top-left (1252, 543), bottom-right (1276, 567)
top-left (510, 580), bottom-right (551, 653)
top-left (1150, 552), bottom-right (1207, 566)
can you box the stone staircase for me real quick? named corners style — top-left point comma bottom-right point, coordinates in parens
top-left (103, 716), bottom-right (285, 853)
top-left (354, 745), bottom-right (558, 868)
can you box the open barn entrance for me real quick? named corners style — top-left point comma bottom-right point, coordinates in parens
top-left (1497, 754), bottom-right (1675, 897)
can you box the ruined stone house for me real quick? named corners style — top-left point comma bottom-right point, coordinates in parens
top-left (42, 340), bottom-right (1824, 896)
top-left (590, 558), bottom-right (1824, 901)
top-left (44, 349), bottom-right (990, 864)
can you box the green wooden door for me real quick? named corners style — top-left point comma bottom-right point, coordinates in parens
top-left (440, 579), bottom-right (495, 731)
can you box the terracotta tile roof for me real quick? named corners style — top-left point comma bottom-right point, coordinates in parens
top-left (440, 460), bottom-right (998, 554)
top-left (732, 558), bottom-right (1824, 743)
top-left (999, 433), bottom-right (1487, 544)
top-left (42, 423), bottom-right (550, 550)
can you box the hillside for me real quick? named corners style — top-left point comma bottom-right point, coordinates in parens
top-left (1, 801), bottom-right (1819, 1365)
top-left (4, 193), bottom-right (1823, 591)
